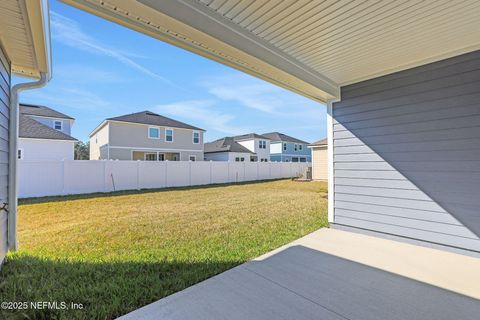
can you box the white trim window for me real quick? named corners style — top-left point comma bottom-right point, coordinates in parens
top-left (148, 127), bottom-right (160, 139)
top-left (299, 144), bottom-right (303, 151)
top-left (189, 155), bottom-right (196, 161)
top-left (165, 128), bottom-right (174, 142)
top-left (192, 131), bottom-right (200, 144)
top-left (54, 120), bottom-right (63, 131)
top-left (294, 144), bottom-right (298, 151)
top-left (145, 153), bottom-right (158, 161)
top-left (18, 149), bottom-right (23, 160)
top-left (283, 143), bottom-right (287, 151)
top-left (258, 140), bottom-right (267, 149)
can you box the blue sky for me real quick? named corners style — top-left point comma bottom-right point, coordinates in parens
top-left (16, 0), bottom-right (327, 143)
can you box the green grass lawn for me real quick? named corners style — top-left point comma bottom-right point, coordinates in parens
top-left (0, 179), bottom-right (328, 319)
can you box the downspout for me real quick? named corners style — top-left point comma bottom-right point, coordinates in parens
top-left (8, 72), bottom-right (50, 251)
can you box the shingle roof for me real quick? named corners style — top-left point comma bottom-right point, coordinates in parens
top-left (309, 138), bottom-right (328, 147)
top-left (19, 115), bottom-right (77, 141)
top-left (20, 103), bottom-right (74, 120)
top-left (107, 111), bottom-right (204, 131)
top-left (204, 137), bottom-right (255, 154)
top-left (232, 133), bottom-right (270, 141)
top-left (262, 132), bottom-right (309, 144)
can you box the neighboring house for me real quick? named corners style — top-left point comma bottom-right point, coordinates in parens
top-left (204, 137), bottom-right (254, 162)
top-left (308, 138), bottom-right (327, 180)
top-left (262, 132), bottom-right (311, 162)
top-left (89, 111), bottom-right (205, 161)
top-left (232, 133), bottom-right (270, 162)
top-left (19, 104), bottom-right (77, 161)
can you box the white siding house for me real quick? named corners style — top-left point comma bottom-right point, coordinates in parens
top-left (19, 104), bottom-right (77, 161)
top-left (204, 137), bottom-right (254, 162)
top-left (233, 133), bottom-right (271, 162)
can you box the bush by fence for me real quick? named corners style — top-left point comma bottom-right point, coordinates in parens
top-left (19, 160), bottom-right (311, 198)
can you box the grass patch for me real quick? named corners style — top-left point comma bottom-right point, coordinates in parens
top-left (1, 179), bottom-right (328, 319)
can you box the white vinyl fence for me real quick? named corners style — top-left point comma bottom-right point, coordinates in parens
top-left (19, 160), bottom-right (310, 198)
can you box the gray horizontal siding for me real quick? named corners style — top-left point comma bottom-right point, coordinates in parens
top-left (333, 50), bottom-right (480, 252)
top-left (0, 46), bottom-right (9, 264)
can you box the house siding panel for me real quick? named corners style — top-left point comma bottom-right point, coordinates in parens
top-left (333, 50), bottom-right (480, 252)
top-left (0, 46), bottom-right (9, 264)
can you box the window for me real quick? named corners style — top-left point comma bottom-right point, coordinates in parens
top-left (54, 121), bottom-right (62, 131)
top-left (148, 127), bottom-right (160, 139)
top-left (165, 128), bottom-right (174, 142)
top-left (145, 153), bottom-right (157, 161)
top-left (193, 131), bottom-right (200, 144)
top-left (299, 144), bottom-right (303, 151)
top-left (258, 140), bottom-right (267, 149)
top-left (189, 155), bottom-right (196, 161)
top-left (283, 143), bottom-right (287, 151)
top-left (292, 157), bottom-right (299, 162)
top-left (240, 157), bottom-right (245, 162)
top-left (260, 158), bottom-right (268, 162)
top-left (300, 157), bottom-right (307, 162)
top-left (294, 144), bottom-right (298, 151)
top-left (235, 157), bottom-right (240, 162)
top-left (158, 153), bottom-right (165, 161)
top-left (18, 149), bottom-right (23, 160)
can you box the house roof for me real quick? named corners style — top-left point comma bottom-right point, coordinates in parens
top-left (19, 115), bottom-right (77, 141)
top-left (232, 133), bottom-right (270, 141)
top-left (309, 138), bottom-right (328, 147)
top-left (204, 137), bottom-right (254, 154)
top-left (20, 104), bottom-right (74, 120)
top-left (262, 132), bottom-right (309, 144)
top-left (106, 111), bottom-right (204, 131)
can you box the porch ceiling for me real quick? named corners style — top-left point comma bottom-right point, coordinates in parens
top-left (62, 0), bottom-right (480, 102)
top-left (0, 0), bottom-right (51, 79)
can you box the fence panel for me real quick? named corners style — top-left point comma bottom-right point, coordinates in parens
top-left (19, 160), bottom-right (310, 198)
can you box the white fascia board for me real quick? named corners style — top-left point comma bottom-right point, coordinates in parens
top-left (60, 0), bottom-right (340, 102)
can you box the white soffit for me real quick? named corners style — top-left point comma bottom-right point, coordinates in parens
top-left (0, 0), bottom-right (51, 79)
top-left (62, 0), bottom-right (480, 100)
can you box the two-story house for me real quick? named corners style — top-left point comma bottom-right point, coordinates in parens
top-left (232, 133), bottom-right (270, 162)
top-left (204, 137), bottom-right (254, 162)
top-left (19, 104), bottom-right (77, 161)
top-left (89, 111), bottom-right (205, 161)
top-left (262, 132), bottom-right (311, 162)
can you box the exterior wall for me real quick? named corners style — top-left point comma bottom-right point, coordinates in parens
top-left (108, 147), bottom-right (203, 162)
top-left (29, 115), bottom-right (72, 136)
top-left (109, 121), bottom-right (203, 151)
top-left (204, 152), bottom-right (252, 162)
top-left (311, 146), bottom-right (327, 180)
top-left (237, 138), bottom-right (270, 161)
top-left (18, 139), bottom-right (75, 161)
top-left (332, 50), bottom-right (480, 252)
top-left (90, 123), bottom-right (109, 160)
top-left (0, 46), bottom-right (9, 264)
top-left (269, 141), bottom-right (311, 162)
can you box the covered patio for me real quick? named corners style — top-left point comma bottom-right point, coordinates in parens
top-left (120, 228), bottom-right (480, 319)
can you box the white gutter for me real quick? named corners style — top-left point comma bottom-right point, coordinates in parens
top-left (8, 73), bottom-right (50, 251)
top-left (7, 0), bottom-right (52, 251)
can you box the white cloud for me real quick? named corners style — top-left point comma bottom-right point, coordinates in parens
top-left (50, 11), bottom-right (170, 83)
top-left (153, 100), bottom-right (252, 136)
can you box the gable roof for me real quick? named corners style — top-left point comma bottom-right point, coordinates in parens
top-left (309, 138), bottom-right (328, 147)
top-left (262, 132), bottom-right (309, 144)
top-left (232, 133), bottom-right (270, 141)
top-left (20, 104), bottom-right (74, 120)
top-left (205, 137), bottom-right (254, 154)
top-left (106, 111), bottom-right (204, 131)
top-left (19, 115), bottom-right (77, 141)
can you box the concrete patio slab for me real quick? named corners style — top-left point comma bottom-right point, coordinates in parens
top-left (119, 228), bottom-right (480, 320)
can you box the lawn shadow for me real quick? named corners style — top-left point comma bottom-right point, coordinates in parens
top-left (0, 254), bottom-right (243, 320)
top-left (19, 178), bottom-right (296, 205)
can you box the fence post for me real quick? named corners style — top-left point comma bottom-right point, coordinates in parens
top-left (189, 160), bottom-right (192, 186)
top-left (103, 160), bottom-right (107, 192)
top-left (61, 160), bottom-right (66, 195)
top-left (165, 160), bottom-right (168, 188)
top-left (136, 160), bottom-right (140, 190)
top-left (209, 160), bottom-right (213, 184)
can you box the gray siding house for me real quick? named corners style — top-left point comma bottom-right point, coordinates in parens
top-left (89, 111), bottom-right (205, 161)
top-left (204, 137), bottom-right (254, 162)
